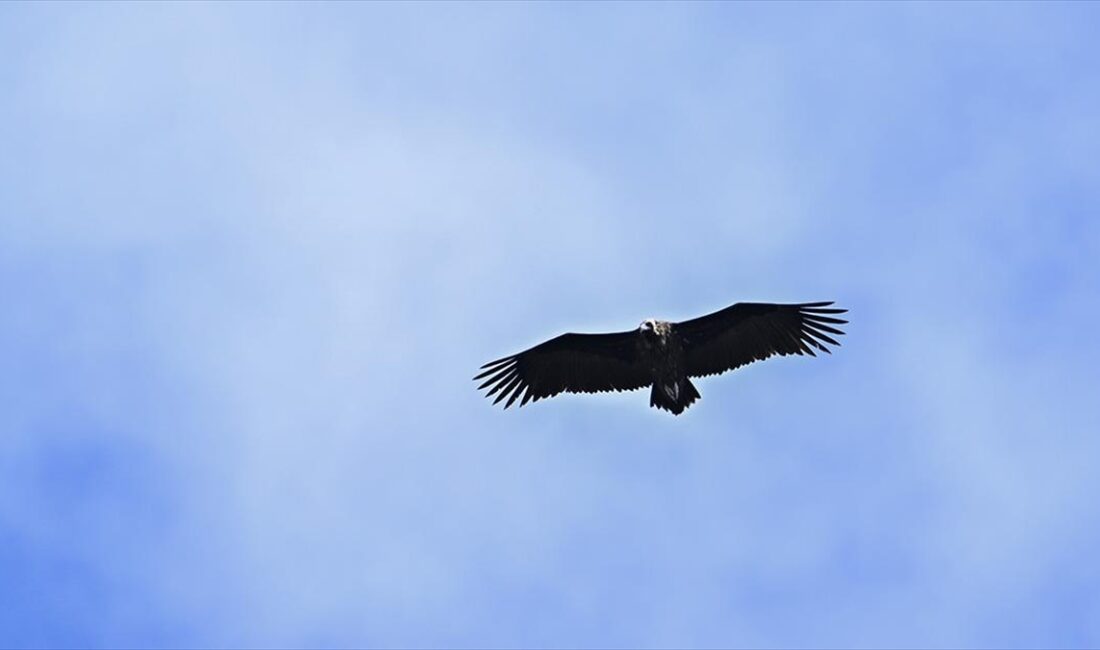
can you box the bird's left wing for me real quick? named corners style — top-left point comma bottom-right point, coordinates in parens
top-left (674, 301), bottom-right (848, 379)
top-left (474, 331), bottom-right (649, 409)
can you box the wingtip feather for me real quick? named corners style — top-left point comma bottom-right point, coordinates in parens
top-left (492, 375), bottom-right (522, 405)
top-left (478, 356), bottom-right (513, 370)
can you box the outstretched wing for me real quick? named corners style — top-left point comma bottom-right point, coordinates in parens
top-left (474, 331), bottom-right (649, 409)
top-left (675, 301), bottom-right (848, 379)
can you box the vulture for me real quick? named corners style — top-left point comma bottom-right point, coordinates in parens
top-left (474, 301), bottom-right (847, 415)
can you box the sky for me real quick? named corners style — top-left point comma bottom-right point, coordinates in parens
top-left (2, 2), bottom-right (1100, 648)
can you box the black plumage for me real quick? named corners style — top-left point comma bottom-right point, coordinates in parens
top-left (474, 301), bottom-right (847, 415)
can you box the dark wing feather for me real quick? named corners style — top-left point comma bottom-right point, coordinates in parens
top-left (675, 301), bottom-right (848, 379)
top-left (474, 331), bottom-right (649, 409)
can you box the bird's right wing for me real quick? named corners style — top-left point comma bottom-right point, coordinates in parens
top-left (675, 301), bottom-right (848, 379)
top-left (474, 331), bottom-right (649, 409)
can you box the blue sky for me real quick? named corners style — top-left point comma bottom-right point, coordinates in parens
top-left (2, 2), bottom-right (1100, 648)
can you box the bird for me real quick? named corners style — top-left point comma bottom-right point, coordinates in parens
top-left (474, 301), bottom-right (847, 415)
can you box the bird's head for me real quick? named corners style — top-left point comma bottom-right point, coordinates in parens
top-left (640, 319), bottom-right (657, 336)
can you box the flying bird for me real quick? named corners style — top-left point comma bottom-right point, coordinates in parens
top-left (474, 301), bottom-right (847, 415)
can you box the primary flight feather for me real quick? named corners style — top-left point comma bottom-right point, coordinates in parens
top-left (474, 301), bottom-right (848, 415)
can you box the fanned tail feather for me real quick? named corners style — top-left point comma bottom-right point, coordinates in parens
top-left (649, 378), bottom-right (700, 415)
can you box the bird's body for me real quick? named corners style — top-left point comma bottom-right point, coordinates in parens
top-left (636, 319), bottom-right (698, 414)
top-left (475, 301), bottom-right (847, 415)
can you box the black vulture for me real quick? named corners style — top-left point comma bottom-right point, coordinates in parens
top-left (474, 301), bottom-right (847, 415)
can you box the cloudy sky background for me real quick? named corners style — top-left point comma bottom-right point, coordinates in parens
top-left (2, 2), bottom-right (1099, 648)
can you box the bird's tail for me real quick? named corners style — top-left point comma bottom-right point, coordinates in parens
top-left (650, 377), bottom-right (700, 415)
